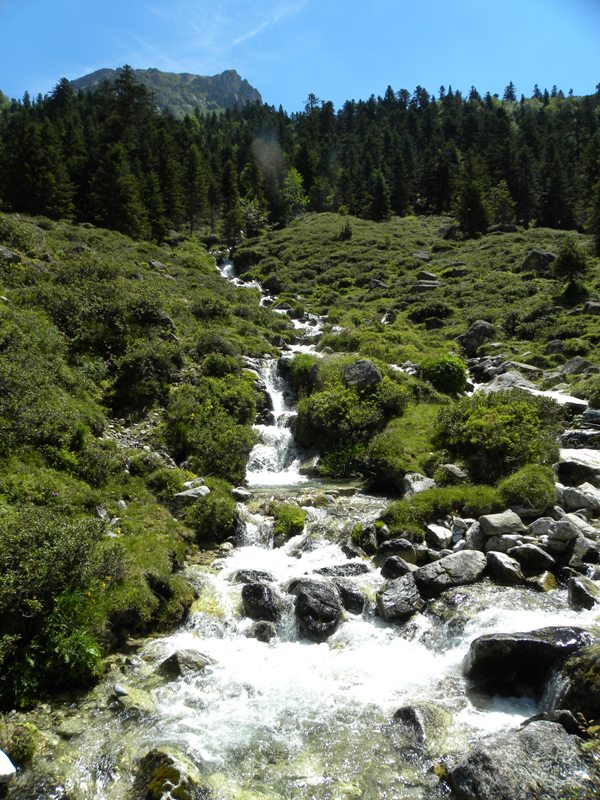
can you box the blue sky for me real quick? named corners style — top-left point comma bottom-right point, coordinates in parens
top-left (1, 0), bottom-right (599, 111)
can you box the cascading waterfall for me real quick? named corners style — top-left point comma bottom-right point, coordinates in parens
top-left (17, 256), bottom-right (599, 800)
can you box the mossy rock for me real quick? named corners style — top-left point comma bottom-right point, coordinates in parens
top-left (557, 643), bottom-right (600, 720)
top-left (134, 746), bottom-right (210, 800)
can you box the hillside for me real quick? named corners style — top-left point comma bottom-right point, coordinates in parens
top-left (70, 66), bottom-right (262, 116)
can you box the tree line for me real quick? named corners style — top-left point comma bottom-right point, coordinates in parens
top-left (1, 67), bottom-right (600, 247)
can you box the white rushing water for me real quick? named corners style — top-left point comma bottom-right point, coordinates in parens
top-left (38, 255), bottom-right (599, 800)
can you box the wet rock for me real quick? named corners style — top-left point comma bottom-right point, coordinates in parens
top-left (486, 552), bottom-right (526, 586)
top-left (134, 746), bottom-right (209, 800)
top-left (292, 580), bottom-right (343, 642)
top-left (376, 573), bottom-right (425, 623)
top-left (568, 536), bottom-right (600, 570)
top-left (445, 721), bottom-right (600, 800)
top-left (403, 472), bottom-right (436, 497)
top-left (113, 685), bottom-right (156, 715)
top-left (343, 359), bottom-right (382, 387)
top-left (375, 538), bottom-right (417, 565)
top-left (527, 570), bottom-right (558, 592)
top-left (380, 556), bottom-right (416, 579)
top-left (555, 643), bottom-right (600, 719)
top-left (392, 703), bottom-right (451, 754)
top-left (158, 649), bottom-right (211, 678)
top-left (464, 626), bottom-right (594, 700)
top-left (507, 544), bottom-right (556, 576)
top-left (247, 621), bottom-right (277, 642)
top-left (479, 510), bottom-right (526, 537)
top-left (425, 523), bottom-right (452, 550)
top-left (521, 248), bottom-right (557, 272)
top-left (315, 562), bottom-right (371, 577)
top-left (241, 583), bottom-right (281, 622)
top-left (231, 569), bottom-right (274, 585)
top-left (414, 550), bottom-right (487, 599)
top-left (568, 575), bottom-right (600, 610)
top-left (562, 482), bottom-right (600, 512)
top-left (520, 709), bottom-right (586, 737)
top-left (333, 579), bottom-right (365, 614)
top-left (456, 320), bottom-right (496, 357)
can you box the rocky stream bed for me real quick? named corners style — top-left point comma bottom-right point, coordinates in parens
top-left (3, 260), bottom-right (600, 800)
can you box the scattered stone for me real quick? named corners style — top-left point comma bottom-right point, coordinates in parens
top-left (445, 721), bottom-right (600, 800)
top-left (456, 320), bottom-right (496, 357)
top-left (148, 259), bottom-right (168, 270)
top-left (486, 552), bottom-right (526, 586)
top-left (376, 574), bottom-right (425, 623)
top-left (568, 575), bottom-right (600, 610)
top-left (464, 626), bottom-right (594, 700)
top-left (158, 649), bottom-right (211, 678)
top-left (508, 544), bottom-right (556, 576)
top-left (562, 482), bottom-right (600, 512)
top-left (241, 583), bottom-right (281, 622)
top-left (247, 621), bottom-right (277, 642)
top-left (520, 249), bottom-right (557, 272)
top-left (465, 521), bottom-right (486, 551)
top-left (403, 472), bottom-right (436, 497)
top-left (479, 510), bottom-right (526, 537)
top-left (343, 359), bottom-right (382, 387)
top-left (414, 551), bottom-right (487, 599)
top-left (292, 580), bottom-right (343, 642)
top-left (527, 517), bottom-right (554, 537)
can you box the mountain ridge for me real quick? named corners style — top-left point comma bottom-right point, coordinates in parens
top-left (70, 66), bottom-right (262, 116)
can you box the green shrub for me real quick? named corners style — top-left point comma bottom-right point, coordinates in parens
top-left (434, 390), bottom-right (562, 482)
top-left (408, 302), bottom-right (454, 323)
top-left (498, 465), bottom-right (556, 510)
top-left (146, 467), bottom-right (193, 501)
top-left (195, 331), bottom-right (239, 357)
top-left (269, 502), bottom-right (307, 546)
top-left (111, 339), bottom-right (183, 416)
top-left (200, 353), bottom-right (242, 377)
top-left (384, 485), bottom-right (502, 538)
top-left (185, 479), bottom-right (236, 542)
top-left (288, 353), bottom-right (320, 395)
top-left (420, 356), bottom-right (468, 395)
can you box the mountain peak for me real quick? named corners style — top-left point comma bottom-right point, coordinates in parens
top-left (70, 66), bottom-right (262, 117)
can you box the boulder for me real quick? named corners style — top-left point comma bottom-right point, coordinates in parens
top-left (527, 571), bottom-right (558, 592)
top-left (583, 300), bottom-right (600, 315)
top-left (562, 482), bottom-right (600, 512)
top-left (445, 721), bottom-right (600, 800)
top-left (479, 370), bottom-right (536, 394)
top-left (486, 552), bottom-right (526, 586)
top-left (485, 534), bottom-right (525, 554)
top-left (411, 280), bottom-right (443, 291)
top-left (527, 517), bottom-right (554, 537)
top-left (375, 538), bottom-right (416, 565)
top-left (555, 643), bottom-right (600, 719)
top-left (560, 356), bottom-right (593, 376)
top-left (582, 407), bottom-right (600, 426)
top-left (134, 747), bottom-right (209, 800)
top-left (247, 621), bottom-right (277, 642)
top-left (568, 536), bottom-right (600, 570)
top-left (414, 550), bottom-right (487, 599)
top-left (172, 485), bottom-right (211, 508)
top-left (380, 556), bottom-right (416, 580)
top-left (343, 359), bottom-right (382, 387)
top-left (425, 523), bottom-right (452, 550)
top-left (568, 575), bottom-right (600, 610)
top-left (241, 583), bottom-right (281, 622)
top-left (456, 320), bottom-right (496, 357)
top-left (333, 579), bottom-right (365, 614)
top-left (315, 562), bottom-right (371, 577)
top-left (464, 626), bottom-right (594, 700)
top-left (231, 569), bottom-right (274, 585)
top-left (465, 521), bottom-right (486, 551)
top-left (158, 649), bottom-right (211, 678)
top-left (392, 703), bottom-right (451, 754)
top-left (479, 510), bottom-right (526, 537)
top-left (520, 248), bottom-right (557, 272)
top-left (232, 486), bottom-right (253, 502)
top-left (436, 463), bottom-right (469, 485)
top-left (376, 573), bottom-right (425, 623)
top-left (507, 544), bottom-right (556, 576)
top-left (402, 472), bottom-right (436, 497)
top-left (292, 580), bottom-right (343, 642)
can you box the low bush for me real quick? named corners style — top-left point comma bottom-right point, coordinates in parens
top-left (185, 479), bottom-right (236, 543)
top-left (498, 464), bottom-right (556, 510)
top-left (145, 467), bottom-right (194, 501)
top-left (111, 339), bottom-right (183, 416)
top-left (420, 355), bottom-right (468, 395)
top-left (434, 390), bottom-right (562, 482)
top-left (572, 374), bottom-right (600, 408)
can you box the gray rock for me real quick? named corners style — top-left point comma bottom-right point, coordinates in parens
top-left (173, 485), bottom-right (211, 506)
top-left (403, 472), bottom-right (436, 497)
top-left (486, 552), bottom-right (526, 586)
top-left (315, 562), bottom-right (371, 577)
top-left (562, 482), bottom-right (600, 512)
top-left (292, 579), bottom-right (343, 642)
top-left (414, 550), bottom-right (487, 599)
top-left (560, 356), bottom-right (593, 376)
top-left (465, 521), bottom-right (486, 551)
top-left (241, 583), bottom-right (281, 622)
top-left (555, 644), bottom-right (600, 720)
top-left (464, 626), bottom-right (594, 699)
top-left (0, 246), bottom-right (20, 264)
top-left (583, 300), bottom-right (600, 315)
top-left (561, 428), bottom-right (600, 448)
top-left (568, 575), bottom-right (600, 610)
top-left (527, 517), bottom-right (554, 537)
top-left (247, 621), bottom-right (277, 642)
top-left (380, 556), bottom-right (416, 579)
top-left (485, 534), bottom-right (524, 553)
top-left (568, 536), bottom-right (600, 570)
top-left (456, 320), bottom-right (496, 357)
top-left (376, 573), bottom-right (425, 623)
top-left (158, 649), bottom-right (211, 678)
top-left (231, 569), bottom-right (274, 584)
top-left (582, 407), bottom-right (600, 426)
top-left (148, 259), bottom-right (168, 270)
top-left (232, 486), bottom-right (253, 501)
top-left (343, 359), bottom-right (382, 387)
top-left (479, 510), bottom-right (526, 537)
top-left (333, 579), bottom-right (365, 614)
top-left (527, 571), bottom-right (558, 592)
top-left (436, 463), bottom-right (469, 484)
top-left (548, 518), bottom-right (582, 542)
top-left (411, 280), bottom-right (443, 291)
top-left (114, 685), bottom-right (155, 715)
top-left (375, 537), bottom-right (416, 565)
top-left (425, 523), bottom-right (452, 550)
top-left (508, 544), bottom-right (556, 576)
top-left (0, 750), bottom-right (16, 785)
top-left (134, 747), bottom-right (208, 800)
top-left (520, 249), bottom-right (557, 272)
top-left (183, 477), bottom-right (205, 489)
top-left (479, 370), bottom-right (537, 394)
top-left (445, 721), bottom-right (600, 800)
